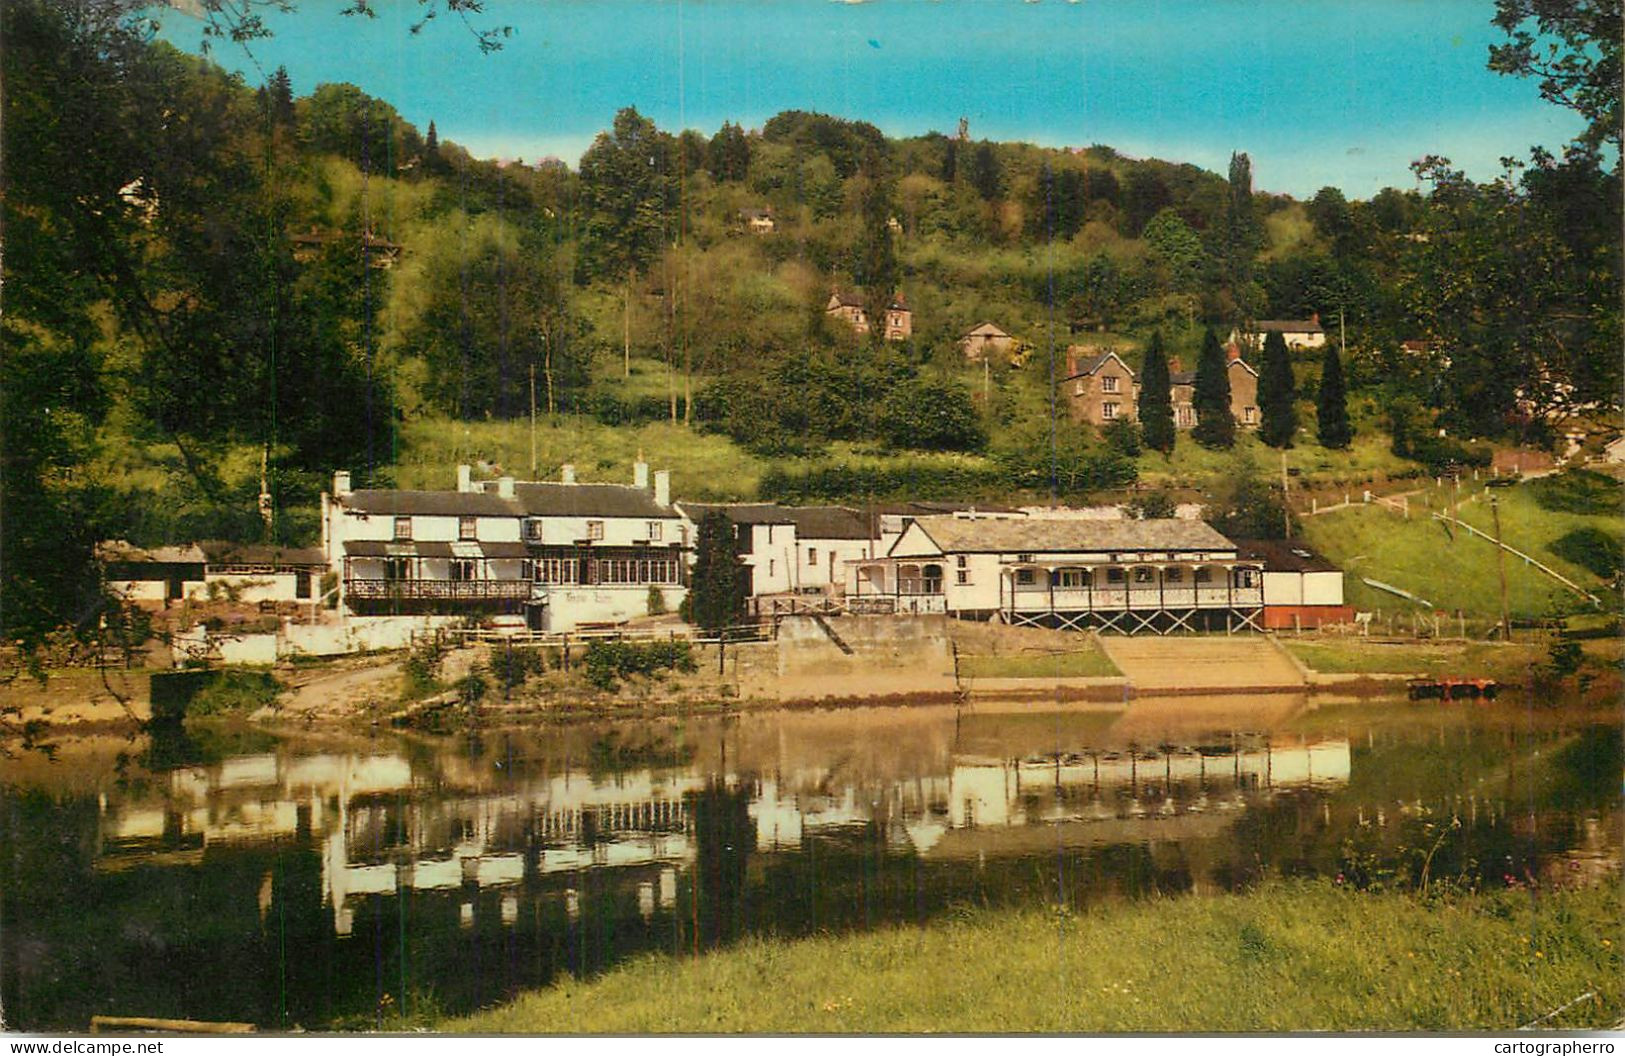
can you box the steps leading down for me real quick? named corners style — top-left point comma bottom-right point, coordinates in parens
top-left (1095, 636), bottom-right (1305, 693)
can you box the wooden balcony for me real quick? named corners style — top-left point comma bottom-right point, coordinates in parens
top-left (1008, 585), bottom-right (1262, 612)
top-left (345, 578), bottom-right (534, 602)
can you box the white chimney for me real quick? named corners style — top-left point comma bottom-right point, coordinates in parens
top-left (561, 463), bottom-right (576, 485)
top-left (457, 464), bottom-right (473, 492)
top-left (653, 470), bottom-right (671, 508)
top-left (332, 470), bottom-right (352, 497)
top-left (633, 459), bottom-right (650, 490)
top-left (497, 476), bottom-right (515, 499)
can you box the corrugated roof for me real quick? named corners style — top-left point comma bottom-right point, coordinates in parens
top-left (908, 516), bottom-right (1236, 554)
top-left (1231, 538), bottom-right (1342, 573)
top-left (96, 541), bottom-right (207, 565)
top-left (198, 541), bottom-right (326, 567)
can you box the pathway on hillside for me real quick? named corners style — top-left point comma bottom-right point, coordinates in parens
top-left (1096, 636), bottom-right (1305, 693)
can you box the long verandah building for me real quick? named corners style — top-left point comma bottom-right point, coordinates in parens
top-left (849, 515), bottom-right (1264, 634)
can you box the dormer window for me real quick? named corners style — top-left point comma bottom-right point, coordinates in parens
top-left (524, 518), bottom-right (544, 542)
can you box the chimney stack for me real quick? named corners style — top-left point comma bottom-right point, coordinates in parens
top-left (633, 459), bottom-right (650, 490)
top-left (456, 464), bottom-right (473, 493)
top-left (1225, 340), bottom-right (1242, 362)
top-left (332, 470), bottom-right (352, 497)
top-left (497, 476), bottom-right (515, 499)
top-left (1310, 311), bottom-right (1320, 327)
top-left (1169, 357), bottom-right (1183, 373)
top-left (653, 470), bottom-right (671, 508)
top-left (561, 463), bottom-right (576, 485)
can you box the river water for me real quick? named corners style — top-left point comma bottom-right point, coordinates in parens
top-left (1, 694), bottom-right (1618, 1030)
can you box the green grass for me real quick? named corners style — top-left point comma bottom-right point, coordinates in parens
top-left (446, 880), bottom-right (1621, 1033)
top-left (1136, 429), bottom-right (1417, 489)
top-left (958, 644), bottom-right (1120, 679)
top-left (187, 668), bottom-right (283, 716)
top-left (1283, 639), bottom-right (1548, 678)
top-left (1301, 490), bottom-right (1611, 620)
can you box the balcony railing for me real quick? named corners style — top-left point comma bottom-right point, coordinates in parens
top-left (345, 578), bottom-right (533, 602)
top-left (1008, 585), bottom-right (1262, 611)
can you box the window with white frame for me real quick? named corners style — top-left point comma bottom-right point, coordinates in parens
top-left (586, 520), bottom-right (604, 541)
top-left (393, 516), bottom-right (412, 541)
top-left (1015, 568), bottom-right (1035, 586)
top-left (1102, 402), bottom-right (1120, 420)
top-left (955, 554), bottom-right (970, 585)
top-left (449, 559), bottom-right (476, 582)
top-left (807, 547), bottom-right (818, 566)
top-left (1055, 568), bottom-right (1089, 588)
top-left (647, 521), bottom-right (663, 541)
top-left (458, 516), bottom-right (477, 541)
top-left (1101, 375), bottom-right (1119, 393)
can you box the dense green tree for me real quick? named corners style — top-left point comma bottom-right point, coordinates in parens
top-left (578, 107), bottom-right (677, 375)
top-left (1307, 185), bottom-right (1355, 252)
top-left (1137, 332), bottom-right (1176, 454)
top-left (878, 380), bottom-right (985, 452)
top-left (1190, 329), bottom-right (1236, 448)
top-left (1256, 330), bottom-right (1298, 448)
top-left (707, 120), bottom-right (751, 181)
top-left (1316, 340), bottom-right (1354, 449)
top-left (688, 511), bottom-right (748, 634)
top-left (1209, 458), bottom-right (1291, 539)
top-left (675, 128), bottom-right (709, 178)
top-left (1217, 151), bottom-right (1263, 319)
top-left (1142, 209), bottom-right (1204, 292)
top-left (1028, 165), bottom-right (1087, 240)
top-left (1121, 167), bottom-right (1171, 235)
top-left (1487, 0), bottom-right (1621, 160)
top-left (854, 173), bottom-right (901, 344)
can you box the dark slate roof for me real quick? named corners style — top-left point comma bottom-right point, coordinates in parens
top-left (513, 482), bottom-right (675, 519)
top-left (96, 541), bottom-right (207, 565)
top-left (199, 541), bottom-right (327, 568)
top-left (908, 516), bottom-right (1236, 554)
top-left (342, 489), bottom-right (521, 517)
top-left (782, 506), bottom-right (871, 540)
top-left (1254, 319), bottom-right (1323, 332)
top-left (829, 289), bottom-right (909, 311)
top-left (679, 503), bottom-right (795, 526)
top-left (1170, 370), bottom-right (1197, 386)
top-left (1231, 538), bottom-right (1342, 573)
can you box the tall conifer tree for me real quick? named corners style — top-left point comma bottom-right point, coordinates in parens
top-left (689, 512), bottom-right (748, 634)
top-left (1137, 331), bottom-right (1176, 454)
top-left (1191, 328), bottom-right (1235, 448)
top-left (1316, 342), bottom-right (1354, 449)
top-left (1256, 329), bottom-right (1297, 447)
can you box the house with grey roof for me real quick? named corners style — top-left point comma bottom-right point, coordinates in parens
top-left (677, 502), bottom-right (879, 600)
top-left (848, 513), bottom-right (1265, 633)
top-left (322, 461), bottom-right (686, 630)
top-left (1060, 346), bottom-right (1137, 426)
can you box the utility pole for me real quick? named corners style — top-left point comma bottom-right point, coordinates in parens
top-left (1491, 493), bottom-right (1512, 641)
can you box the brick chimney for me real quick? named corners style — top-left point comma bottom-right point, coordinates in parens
top-left (331, 470), bottom-right (352, 497)
top-left (1310, 311), bottom-right (1320, 327)
top-left (1225, 340), bottom-right (1242, 362)
top-left (1169, 357), bottom-right (1183, 373)
top-left (1065, 348), bottom-right (1078, 376)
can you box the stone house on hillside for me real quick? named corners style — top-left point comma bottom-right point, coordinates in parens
top-left (826, 290), bottom-right (912, 341)
top-left (1060, 348), bottom-right (1137, 426)
top-left (959, 322), bottom-right (1016, 362)
top-left (1168, 344), bottom-right (1260, 430)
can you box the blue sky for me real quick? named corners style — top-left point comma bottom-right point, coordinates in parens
top-left (160, 0), bottom-right (1582, 199)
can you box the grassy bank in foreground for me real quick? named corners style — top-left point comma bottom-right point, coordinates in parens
top-left (448, 881), bottom-right (1621, 1033)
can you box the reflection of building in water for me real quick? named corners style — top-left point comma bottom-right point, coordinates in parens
top-left (927, 740), bottom-right (1350, 854)
top-left (92, 735), bottom-right (1350, 935)
top-left (96, 751), bottom-right (702, 937)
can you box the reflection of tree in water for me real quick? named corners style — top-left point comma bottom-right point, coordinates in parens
top-left (587, 730), bottom-right (696, 778)
top-left (690, 779), bottom-right (756, 947)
